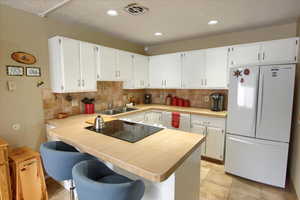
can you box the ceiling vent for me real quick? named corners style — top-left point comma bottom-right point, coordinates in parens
top-left (124, 3), bottom-right (149, 16)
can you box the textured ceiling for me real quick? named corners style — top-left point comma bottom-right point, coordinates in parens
top-left (1, 0), bottom-right (300, 45)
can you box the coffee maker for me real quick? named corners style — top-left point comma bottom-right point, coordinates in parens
top-left (144, 94), bottom-right (152, 104)
top-left (210, 93), bottom-right (225, 111)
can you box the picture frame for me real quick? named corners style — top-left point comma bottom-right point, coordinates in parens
top-left (6, 65), bottom-right (24, 76)
top-left (26, 67), bottom-right (41, 77)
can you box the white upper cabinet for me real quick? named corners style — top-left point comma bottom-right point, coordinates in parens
top-left (261, 38), bottom-right (299, 65)
top-left (229, 38), bottom-right (299, 67)
top-left (117, 50), bottom-right (134, 81)
top-left (80, 42), bottom-right (97, 91)
top-left (48, 37), bottom-right (97, 93)
top-left (149, 53), bottom-right (182, 89)
top-left (182, 50), bottom-right (206, 89)
top-left (163, 53), bottom-right (182, 88)
top-left (205, 47), bottom-right (229, 89)
top-left (98, 46), bottom-right (118, 81)
top-left (132, 54), bottom-right (149, 89)
top-left (229, 43), bottom-right (261, 67)
top-left (149, 55), bottom-right (166, 88)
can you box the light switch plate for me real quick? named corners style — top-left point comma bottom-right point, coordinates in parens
top-left (7, 80), bottom-right (16, 91)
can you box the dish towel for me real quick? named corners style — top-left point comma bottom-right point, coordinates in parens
top-left (172, 112), bottom-right (180, 128)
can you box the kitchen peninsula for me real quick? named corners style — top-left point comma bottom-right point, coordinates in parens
top-left (47, 106), bottom-right (208, 200)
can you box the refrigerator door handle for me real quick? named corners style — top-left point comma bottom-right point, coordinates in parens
top-left (257, 73), bottom-right (264, 129)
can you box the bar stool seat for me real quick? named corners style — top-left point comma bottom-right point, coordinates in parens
top-left (40, 141), bottom-right (94, 200)
top-left (73, 160), bottom-right (145, 200)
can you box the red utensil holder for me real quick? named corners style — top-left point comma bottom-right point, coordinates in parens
top-left (85, 104), bottom-right (95, 114)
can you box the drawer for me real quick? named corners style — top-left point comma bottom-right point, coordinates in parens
top-left (0, 148), bottom-right (8, 164)
top-left (191, 114), bottom-right (226, 128)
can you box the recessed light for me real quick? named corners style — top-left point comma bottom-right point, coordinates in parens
top-left (154, 32), bottom-right (163, 36)
top-left (208, 20), bottom-right (218, 25)
top-left (107, 9), bottom-right (118, 16)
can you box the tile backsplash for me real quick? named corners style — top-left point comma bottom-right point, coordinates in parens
top-left (42, 81), bottom-right (227, 120)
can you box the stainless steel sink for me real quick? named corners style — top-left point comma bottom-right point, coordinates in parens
top-left (99, 107), bottom-right (137, 115)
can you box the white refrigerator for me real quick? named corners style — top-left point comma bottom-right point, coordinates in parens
top-left (225, 64), bottom-right (295, 188)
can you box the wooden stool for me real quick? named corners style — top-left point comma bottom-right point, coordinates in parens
top-left (0, 138), bottom-right (11, 200)
top-left (9, 147), bottom-right (48, 200)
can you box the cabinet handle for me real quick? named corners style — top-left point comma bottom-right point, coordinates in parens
top-left (258, 53), bottom-right (261, 61)
top-left (82, 80), bottom-right (85, 87)
top-left (118, 71), bottom-right (121, 78)
top-left (78, 80), bottom-right (81, 87)
top-left (97, 74), bottom-right (100, 79)
top-left (115, 71), bottom-right (118, 78)
top-left (263, 52), bottom-right (265, 60)
top-left (162, 80), bottom-right (164, 86)
top-left (205, 79), bottom-right (207, 86)
top-left (201, 79), bottom-right (203, 86)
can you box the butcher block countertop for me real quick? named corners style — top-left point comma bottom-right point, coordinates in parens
top-left (47, 114), bottom-right (205, 182)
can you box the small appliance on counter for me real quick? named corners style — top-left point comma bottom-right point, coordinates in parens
top-left (81, 98), bottom-right (95, 114)
top-left (144, 94), bottom-right (152, 104)
top-left (210, 93), bottom-right (225, 111)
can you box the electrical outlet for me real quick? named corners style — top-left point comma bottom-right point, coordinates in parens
top-left (12, 123), bottom-right (21, 131)
top-left (204, 96), bottom-right (210, 102)
top-left (71, 99), bottom-right (79, 107)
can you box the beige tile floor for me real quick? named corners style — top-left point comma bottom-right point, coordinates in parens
top-left (47, 160), bottom-right (298, 200)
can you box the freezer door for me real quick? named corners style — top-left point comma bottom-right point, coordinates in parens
top-left (225, 134), bottom-right (289, 188)
top-left (227, 66), bottom-right (259, 137)
top-left (256, 65), bottom-right (295, 142)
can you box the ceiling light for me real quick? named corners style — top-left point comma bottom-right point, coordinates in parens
top-left (107, 9), bottom-right (118, 16)
top-left (208, 20), bottom-right (218, 25)
top-left (154, 32), bottom-right (163, 36)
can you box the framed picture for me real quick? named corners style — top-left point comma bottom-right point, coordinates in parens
top-left (26, 67), bottom-right (41, 77)
top-left (6, 66), bottom-right (24, 76)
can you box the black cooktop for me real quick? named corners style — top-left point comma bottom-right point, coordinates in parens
top-left (85, 120), bottom-right (163, 143)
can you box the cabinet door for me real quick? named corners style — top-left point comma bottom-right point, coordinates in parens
top-left (163, 53), bottom-right (182, 88)
top-left (230, 44), bottom-right (261, 66)
top-left (205, 47), bottom-right (229, 88)
top-left (149, 55), bottom-right (165, 88)
top-left (80, 42), bottom-right (97, 91)
top-left (0, 163), bottom-right (11, 200)
top-left (182, 50), bottom-right (206, 89)
top-left (61, 38), bottom-right (81, 92)
top-left (261, 38), bottom-right (299, 65)
top-left (206, 127), bottom-right (225, 160)
top-left (191, 124), bottom-right (206, 156)
top-left (117, 50), bottom-right (133, 82)
top-left (133, 54), bottom-right (149, 89)
top-left (99, 46), bottom-right (117, 81)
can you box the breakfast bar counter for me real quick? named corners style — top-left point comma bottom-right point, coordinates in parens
top-left (47, 111), bottom-right (205, 200)
top-left (47, 114), bottom-right (205, 182)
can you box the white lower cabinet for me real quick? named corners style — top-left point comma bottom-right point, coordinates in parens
top-left (162, 112), bottom-right (191, 132)
top-left (191, 115), bottom-right (226, 161)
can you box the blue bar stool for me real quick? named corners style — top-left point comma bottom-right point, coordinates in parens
top-left (40, 141), bottom-right (94, 200)
top-left (72, 160), bottom-right (145, 200)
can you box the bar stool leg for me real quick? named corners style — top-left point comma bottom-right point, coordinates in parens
top-left (70, 180), bottom-right (75, 200)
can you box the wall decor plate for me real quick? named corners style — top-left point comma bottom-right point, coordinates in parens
top-left (6, 66), bottom-right (24, 76)
top-left (26, 67), bottom-right (41, 77)
top-left (11, 52), bottom-right (37, 64)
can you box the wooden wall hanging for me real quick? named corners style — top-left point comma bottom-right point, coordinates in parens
top-left (11, 52), bottom-right (37, 65)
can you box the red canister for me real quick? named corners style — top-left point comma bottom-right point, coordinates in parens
top-left (85, 104), bottom-right (95, 114)
top-left (177, 98), bottom-right (184, 107)
top-left (171, 96), bottom-right (178, 106)
top-left (183, 99), bottom-right (191, 107)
